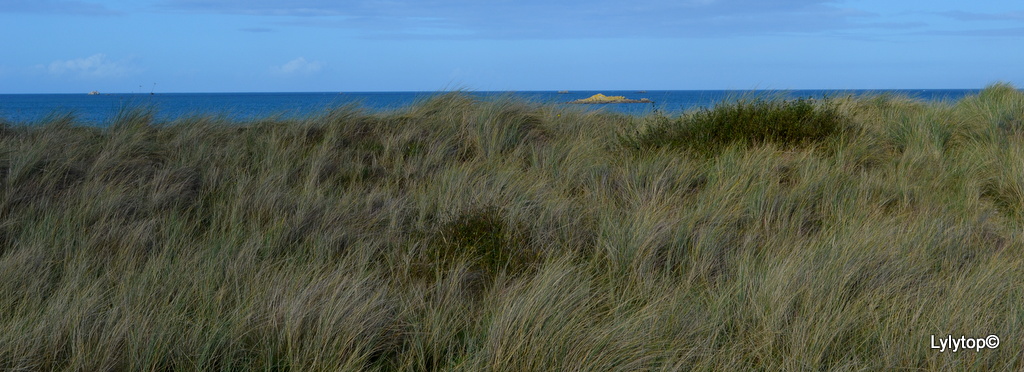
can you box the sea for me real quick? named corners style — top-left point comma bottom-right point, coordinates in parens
top-left (0, 90), bottom-right (980, 126)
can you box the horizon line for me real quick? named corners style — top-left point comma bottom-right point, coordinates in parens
top-left (0, 87), bottom-right (996, 95)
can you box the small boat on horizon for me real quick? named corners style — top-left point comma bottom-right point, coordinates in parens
top-left (88, 91), bottom-right (100, 95)
top-left (557, 90), bottom-right (570, 94)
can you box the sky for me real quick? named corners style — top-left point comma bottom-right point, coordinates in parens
top-left (0, 0), bottom-right (1021, 93)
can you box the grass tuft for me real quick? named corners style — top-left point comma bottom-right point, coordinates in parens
top-left (421, 206), bottom-right (540, 292)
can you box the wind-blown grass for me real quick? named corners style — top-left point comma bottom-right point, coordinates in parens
top-left (2, 85), bottom-right (1024, 370)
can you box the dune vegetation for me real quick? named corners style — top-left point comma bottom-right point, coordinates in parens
top-left (1, 83), bottom-right (1023, 370)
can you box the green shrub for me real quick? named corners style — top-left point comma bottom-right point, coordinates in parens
top-left (423, 206), bottom-right (540, 285)
top-left (625, 97), bottom-right (848, 157)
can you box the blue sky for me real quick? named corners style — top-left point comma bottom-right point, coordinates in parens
top-left (0, 0), bottom-right (1021, 93)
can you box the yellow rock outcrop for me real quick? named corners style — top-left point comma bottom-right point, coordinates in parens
top-left (569, 93), bottom-right (651, 104)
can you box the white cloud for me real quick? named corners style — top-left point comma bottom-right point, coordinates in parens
top-left (43, 54), bottom-right (140, 78)
top-left (275, 57), bottom-right (325, 75)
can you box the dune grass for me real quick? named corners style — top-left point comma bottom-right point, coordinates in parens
top-left (1, 84), bottom-right (1023, 370)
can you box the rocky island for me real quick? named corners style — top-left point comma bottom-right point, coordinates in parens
top-left (568, 93), bottom-right (652, 104)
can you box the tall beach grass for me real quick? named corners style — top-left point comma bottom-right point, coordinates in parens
top-left (1, 84), bottom-right (1023, 370)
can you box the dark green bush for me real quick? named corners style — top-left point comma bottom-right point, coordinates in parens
top-left (625, 98), bottom-right (848, 157)
top-left (425, 206), bottom-right (539, 282)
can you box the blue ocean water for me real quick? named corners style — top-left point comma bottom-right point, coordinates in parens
top-left (0, 90), bottom-right (980, 125)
